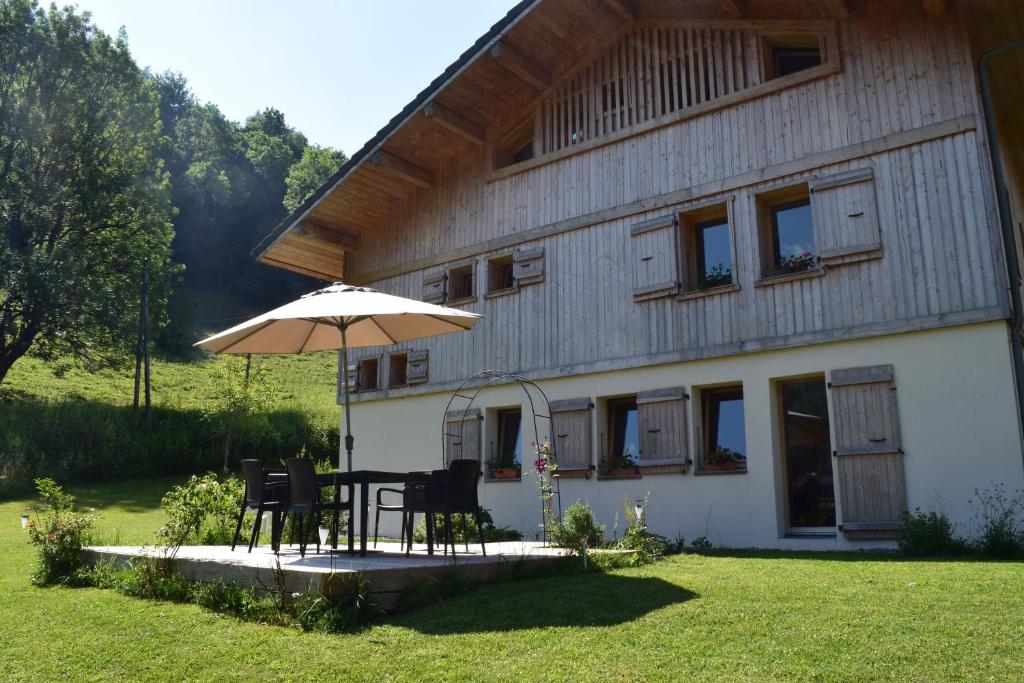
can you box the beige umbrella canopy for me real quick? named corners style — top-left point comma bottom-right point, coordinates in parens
top-left (195, 283), bottom-right (481, 470)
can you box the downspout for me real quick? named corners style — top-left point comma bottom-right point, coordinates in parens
top-left (978, 36), bottom-right (1024, 453)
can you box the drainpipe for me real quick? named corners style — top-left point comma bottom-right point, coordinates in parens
top-left (978, 36), bottom-right (1024, 455)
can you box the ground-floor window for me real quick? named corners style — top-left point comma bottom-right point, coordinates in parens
top-left (700, 385), bottom-right (747, 472)
top-left (604, 396), bottom-right (639, 472)
top-left (779, 377), bottom-right (835, 529)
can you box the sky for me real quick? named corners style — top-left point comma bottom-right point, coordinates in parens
top-left (71, 0), bottom-right (515, 155)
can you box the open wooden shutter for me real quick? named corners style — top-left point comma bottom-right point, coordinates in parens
top-left (637, 387), bottom-right (689, 470)
top-left (550, 398), bottom-right (593, 473)
top-left (810, 167), bottom-right (882, 266)
top-left (445, 408), bottom-right (481, 465)
top-left (406, 350), bottom-right (428, 385)
top-left (513, 247), bottom-right (545, 286)
top-left (422, 272), bottom-right (447, 303)
top-left (828, 364), bottom-right (906, 539)
top-left (630, 214), bottom-right (680, 302)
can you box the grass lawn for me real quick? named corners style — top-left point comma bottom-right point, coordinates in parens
top-left (0, 480), bottom-right (1021, 681)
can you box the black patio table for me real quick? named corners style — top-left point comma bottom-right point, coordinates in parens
top-left (317, 470), bottom-right (433, 557)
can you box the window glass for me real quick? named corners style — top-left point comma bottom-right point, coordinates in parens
top-left (702, 387), bottom-right (746, 471)
top-left (696, 218), bottom-right (733, 288)
top-left (780, 378), bottom-right (835, 528)
top-left (772, 198), bottom-right (815, 269)
top-left (609, 398), bottom-right (639, 463)
top-left (496, 409), bottom-right (522, 465)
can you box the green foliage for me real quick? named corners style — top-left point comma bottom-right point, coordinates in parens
top-left (691, 536), bottom-right (713, 553)
top-left (157, 473), bottom-right (246, 548)
top-left (0, 0), bottom-right (176, 382)
top-left (26, 478), bottom-right (96, 585)
top-left (283, 144), bottom-right (348, 212)
top-left (971, 484), bottom-right (1024, 559)
top-left (202, 356), bottom-right (280, 470)
top-left (698, 263), bottom-right (733, 289)
top-left (293, 572), bottom-right (375, 633)
top-left (411, 507), bottom-right (523, 544)
top-left (549, 500), bottom-right (605, 553)
top-left (898, 509), bottom-right (969, 557)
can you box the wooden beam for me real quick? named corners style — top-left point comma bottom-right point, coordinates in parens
top-left (921, 0), bottom-right (947, 18)
top-left (489, 42), bottom-right (551, 90)
top-left (821, 0), bottom-right (849, 20)
top-left (717, 0), bottom-right (745, 18)
top-left (296, 220), bottom-right (360, 251)
top-left (370, 150), bottom-right (435, 188)
top-left (598, 0), bottom-right (633, 20)
top-left (258, 256), bottom-right (337, 282)
top-left (423, 101), bottom-right (487, 145)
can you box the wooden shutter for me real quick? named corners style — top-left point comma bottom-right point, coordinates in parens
top-left (513, 247), bottom-right (545, 286)
top-left (810, 167), bottom-right (882, 266)
top-left (630, 214), bottom-right (680, 302)
top-left (445, 408), bottom-right (481, 465)
top-left (828, 364), bottom-right (906, 538)
top-left (422, 272), bottom-right (447, 303)
top-left (637, 387), bottom-right (688, 468)
top-left (550, 398), bottom-right (593, 472)
top-left (406, 350), bottom-right (428, 384)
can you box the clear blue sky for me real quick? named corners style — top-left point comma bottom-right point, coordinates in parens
top-left (71, 1), bottom-right (514, 154)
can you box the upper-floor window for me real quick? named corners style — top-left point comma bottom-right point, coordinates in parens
top-left (447, 263), bottom-right (475, 303)
top-left (388, 352), bottom-right (407, 388)
top-left (762, 35), bottom-right (823, 80)
top-left (487, 255), bottom-right (515, 294)
top-left (757, 183), bottom-right (818, 278)
top-left (680, 202), bottom-right (734, 292)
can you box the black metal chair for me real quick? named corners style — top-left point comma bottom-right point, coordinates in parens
top-left (404, 459), bottom-right (486, 559)
top-left (282, 457), bottom-right (354, 557)
top-left (231, 459), bottom-right (287, 553)
top-left (373, 487), bottom-right (409, 550)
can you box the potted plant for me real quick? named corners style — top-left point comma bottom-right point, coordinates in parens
top-left (488, 450), bottom-right (521, 480)
top-left (599, 449), bottom-right (640, 478)
top-left (698, 263), bottom-right (733, 290)
top-left (779, 251), bottom-right (818, 273)
top-left (705, 446), bottom-right (746, 471)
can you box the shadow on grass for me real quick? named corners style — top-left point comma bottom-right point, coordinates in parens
top-left (396, 571), bottom-right (696, 634)
top-left (70, 478), bottom-right (182, 513)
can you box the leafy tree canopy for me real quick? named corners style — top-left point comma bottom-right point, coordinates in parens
top-left (283, 144), bottom-right (348, 213)
top-left (0, 0), bottom-right (175, 383)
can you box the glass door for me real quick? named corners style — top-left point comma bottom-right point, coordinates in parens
top-left (779, 378), bottom-right (835, 532)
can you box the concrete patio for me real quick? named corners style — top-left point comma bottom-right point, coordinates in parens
top-left (85, 541), bottom-right (570, 611)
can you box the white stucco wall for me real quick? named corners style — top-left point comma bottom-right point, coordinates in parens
top-left (341, 321), bottom-right (1024, 550)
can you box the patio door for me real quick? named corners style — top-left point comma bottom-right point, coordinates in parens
top-left (778, 377), bottom-right (836, 532)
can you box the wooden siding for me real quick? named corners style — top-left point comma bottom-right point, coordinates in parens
top-left (337, 12), bottom-right (1006, 396)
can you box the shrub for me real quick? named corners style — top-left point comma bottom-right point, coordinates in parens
top-left (691, 536), bottom-right (713, 553)
top-left (971, 484), bottom-right (1024, 559)
top-left (157, 473), bottom-right (246, 548)
top-left (26, 478), bottom-right (97, 585)
top-left (549, 500), bottom-right (605, 553)
top-left (898, 509), bottom-right (968, 556)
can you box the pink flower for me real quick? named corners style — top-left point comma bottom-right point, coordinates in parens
top-left (534, 457), bottom-right (548, 474)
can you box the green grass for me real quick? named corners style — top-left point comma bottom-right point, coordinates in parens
top-left (1, 479), bottom-right (1022, 681)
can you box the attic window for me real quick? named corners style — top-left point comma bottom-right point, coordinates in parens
top-left (487, 255), bottom-right (515, 294)
top-left (762, 35), bottom-right (823, 80)
top-left (447, 264), bottom-right (475, 302)
top-left (495, 118), bottom-right (535, 169)
top-left (388, 352), bottom-right (407, 388)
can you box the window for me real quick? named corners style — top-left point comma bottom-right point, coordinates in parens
top-left (488, 408), bottom-right (522, 479)
top-left (495, 118), bottom-right (535, 168)
top-left (680, 203), bottom-right (734, 293)
top-left (604, 397), bottom-right (639, 474)
top-left (487, 255), bottom-right (515, 294)
top-left (447, 263), bottom-right (474, 302)
top-left (357, 357), bottom-right (379, 392)
top-left (763, 35), bottom-right (823, 80)
top-left (778, 377), bottom-right (835, 530)
top-left (700, 386), bottom-right (747, 472)
top-left (757, 184), bottom-right (817, 278)
top-left (388, 353), bottom-right (407, 388)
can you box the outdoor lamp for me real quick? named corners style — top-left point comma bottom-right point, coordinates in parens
top-left (634, 499), bottom-right (646, 527)
top-left (20, 514), bottom-right (29, 529)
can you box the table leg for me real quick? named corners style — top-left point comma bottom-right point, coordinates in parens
top-left (332, 477), bottom-right (341, 550)
top-left (347, 484), bottom-right (355, 554)
top-left (425, 512), bottom-right (435, 556)
top-left (360, 479), bottom-right (369, 557)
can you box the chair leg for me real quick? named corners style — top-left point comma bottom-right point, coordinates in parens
top-left (444, 512), bottom-right (455, 562)
top-left (298, 513), bottom-right (306, 558)
top-left (464, 515), bottom-right (470, 552)
top-left (230, 501), bottom-right (247, 551)
top-left (373, 504), bottom-right (381, 549)
top-left (248, 504), bottom-right (263, 553)
top-left (399, 508), bottom-right (407, 551)
top-left (315, 510), bottom-right (322, 555)
top-left (476, 509), bottom-right (487, 557)
top-left (406, 512), bottom-right (414, 556)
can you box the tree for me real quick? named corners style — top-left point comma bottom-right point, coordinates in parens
top-left (0, 0), bottom-right (175, 384)
top-left (283, 144), bottom-right (348, 212)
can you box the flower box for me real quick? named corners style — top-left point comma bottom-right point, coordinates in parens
top-left (602, 466), bottom-right (641, 479)
top-left (489, 466), bottom-right (521, 480)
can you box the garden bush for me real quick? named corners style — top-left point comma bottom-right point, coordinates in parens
top-left (157, 473), bottom-right (247, 548)
top-left (549, 500), bottom-right (605, 553)
top-left (26, 478), bottom-right (96, 585)
top-left (971, 484), bottom-right (1024, 559)
top-left (897, 509), bottom-right (969, 557)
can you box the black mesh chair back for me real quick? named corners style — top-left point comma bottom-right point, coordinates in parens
top-left (285, 457), bottom-right (318, 512)
top-left (445, 459), bottom-right (480, 510)
top-left (241, 459), bottom-right (267, 508)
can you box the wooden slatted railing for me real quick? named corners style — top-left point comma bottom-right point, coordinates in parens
top-left (537, 25), bottom-right (767, 155)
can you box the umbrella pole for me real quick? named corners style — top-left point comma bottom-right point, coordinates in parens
top-left (340, 324), bottom-right (355, 472)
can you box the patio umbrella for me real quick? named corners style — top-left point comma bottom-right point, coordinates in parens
top-left (195, 283), bottom-right (481, 471)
